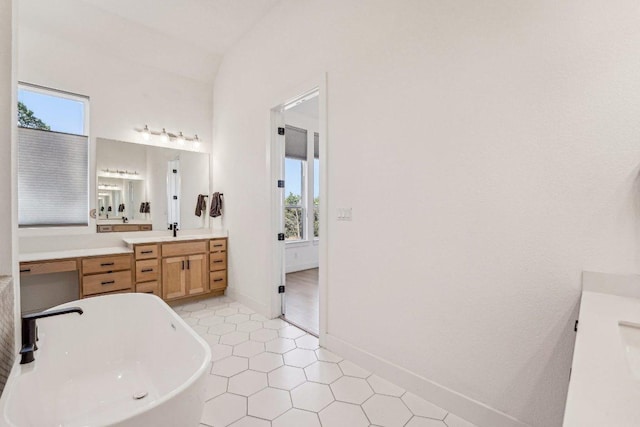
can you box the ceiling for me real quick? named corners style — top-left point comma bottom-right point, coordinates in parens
top-left (18, 0), bottom-right (281, 84)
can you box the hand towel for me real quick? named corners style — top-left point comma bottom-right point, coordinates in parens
top-left (195, 194), bottom-right (207, 217)
top-left (210, 192), bottom-right (223, 218)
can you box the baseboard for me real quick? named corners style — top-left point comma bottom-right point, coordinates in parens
top-left (323, 334), bottom-right (530, 427)
top-left (285, 262), bottom-right (319, 273)
top-left (225, 288), bottom-right (272, 319)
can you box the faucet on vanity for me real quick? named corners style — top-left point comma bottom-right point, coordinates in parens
top-left (20, 307), bottom-right (84, 364)
top-left (169, 222), bottom-right (178, 238)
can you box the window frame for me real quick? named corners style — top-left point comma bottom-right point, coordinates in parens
top-left (17, 82), bottom-right (91, 230)
top-left (18, 82), bottom-right (90, 136)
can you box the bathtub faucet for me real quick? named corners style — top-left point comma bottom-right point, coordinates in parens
top-left (20, 307), bottom-right (84, 364)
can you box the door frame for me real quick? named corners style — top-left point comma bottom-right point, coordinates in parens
top-left (269, 73), bottom-right (328, 344)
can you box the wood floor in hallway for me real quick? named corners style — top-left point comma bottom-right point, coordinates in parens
top-left (284, 268), bottom-right (319, 336)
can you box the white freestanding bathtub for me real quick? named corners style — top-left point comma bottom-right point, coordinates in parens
top-left (0, 293), bottom-right (211, 427)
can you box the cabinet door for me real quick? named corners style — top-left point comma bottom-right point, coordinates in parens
top-left (163, 256), bottom-right (186, 300)
top-left (186, 253), bottom-right (208, 296)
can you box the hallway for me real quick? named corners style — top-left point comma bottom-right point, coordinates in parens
top-left (284, 268), bottom-right (318, 335)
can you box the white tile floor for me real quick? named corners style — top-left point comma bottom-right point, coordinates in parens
top-left (173, 296), bottom-right (477, 427)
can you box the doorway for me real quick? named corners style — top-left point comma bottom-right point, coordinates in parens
top-left (273, 88), bottom-right (321, 336)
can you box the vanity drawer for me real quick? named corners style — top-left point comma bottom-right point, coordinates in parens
top-left (135, 244), bottom-right (158, 260)
top-left (83, 270), bottom-right (132, 296)
top-left (210, 239), bottom-right (227, 252)
top-left (19, 260), bottom-right (77, 276)
top-left (162, 241), bottom-right (207, 257)
top-left (210, 251), bottom-right (227, 271)
top-left (136, 281), bottom-right (160, 297)
top-left (136, 259), bottom-right (159, 282)
top-left (210, 271), bottom-right (227, 291)
top-left (112, 224), bottom-right (140, 232)
top-left (140, 225), bottom-right (152, 231)
top-left (82, 255), bottom-right (132, 274)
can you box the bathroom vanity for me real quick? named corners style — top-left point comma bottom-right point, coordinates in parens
top-left (19, 233), bottom-right (228, 309)
top-left (96, 223), bottom-right (153, 233)
top-left (563, 272), bottom-right (640, 426)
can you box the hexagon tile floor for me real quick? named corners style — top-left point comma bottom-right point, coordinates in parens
top-left (173, 296), bottom-right (478, 427)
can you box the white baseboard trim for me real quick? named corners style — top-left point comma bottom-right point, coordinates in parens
top-left (323, 334), bottom-right (530, 427)
top-left (225, 288), bottom-right (272, 319)
top-left (285, 262), bottom-right (319, 274)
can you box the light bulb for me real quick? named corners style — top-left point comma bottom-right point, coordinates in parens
top-left (193, 134), bottom-right (201, 148)
top-left (160, 128), bottom-right (169, 143)
top-left (141, 124), bottom-right (150, 141)
top-left (177, 131), bottom-right (185, 145)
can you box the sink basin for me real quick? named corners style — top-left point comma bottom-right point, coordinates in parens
top-left (619, 321), bottom-right (640, 381)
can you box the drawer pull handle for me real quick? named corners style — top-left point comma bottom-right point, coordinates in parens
top-left (213, 260), bottom-right (223, 263)
top-left (145, 291), bottom-right (154, 294)
top-left (187, 260), bottom-right (190, 269)
top-left (213, 244), bottom-right (223, 247)
top-left (101, 280), bottom-right (115, 285)
top-left (100, 262), bottom-right (115, 267)
top-left (213, 278), bottom-right (223, 282)
top-left (141, 250), bottom-right (154, 254)
top-left (141, 268), bottom-right (154, 273)
top-left (20, 268), bottom-right (31, 273)
top-left (181, 261), bottom-right (185, 270)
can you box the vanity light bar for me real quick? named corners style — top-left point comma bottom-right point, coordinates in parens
top-left (99, 169), bottom-right (144, 181)
top-left (98, 184), bottom-right (121, 190)
top-left (101, 169), bottom-right (139, 176)
top-left (137, 125), bottom-right (202, 146)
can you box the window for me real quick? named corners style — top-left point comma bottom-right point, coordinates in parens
top-left (284, 125), bottom-right (307, 241)
top-left (17, 84), bottom-right (89, 227)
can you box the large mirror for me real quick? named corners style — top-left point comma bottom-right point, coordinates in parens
top-left (96, 138), bottom-right (210, 231)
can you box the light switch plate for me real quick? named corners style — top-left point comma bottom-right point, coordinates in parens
top-left (337, 208), bottom-right (352, 221)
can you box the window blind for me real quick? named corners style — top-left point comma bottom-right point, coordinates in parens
top-left (314, 132), bottom-right (319, 159)
top-left (285, 125), bottom-right (307, 160)
top-left (18, 128), bottom-right (88, 227)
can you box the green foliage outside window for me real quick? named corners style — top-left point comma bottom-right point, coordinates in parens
top-left (18, 101), bottom-right (50, 130)
top-left (313, 198), bottom-right (319, 238)
top-left (285, 192), bottom-right (303, 240)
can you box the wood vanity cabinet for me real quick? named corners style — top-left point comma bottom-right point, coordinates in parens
top-left (162, 254), bottom-right (208, 299)
top-left (153, 238), bottom-right (227, 301)
top-left (21, 236), bottom-right (228, 305)
top-left (80, 254), bottom-right (133, 297)
top-left (209, 239), bottom-right (227, 291)
top-left (19, 259), bottom-right (78, 276)
top-left (133, 244), bottom-right (160, 297)
top-left (97, 224), bottom-right (153, 233)
top-left (161, 241), bottom-right (209, 301)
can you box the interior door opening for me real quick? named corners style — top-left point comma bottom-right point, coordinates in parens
top-left (277, 89), bottom-right (320, 336)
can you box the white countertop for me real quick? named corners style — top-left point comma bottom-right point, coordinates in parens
top-left (563, 271), bottom-right (640, 426)
top-left (18, 229), bottom-right (227, 262)
top-left (123, 230), bottom-right (227, 245)
top-left (96, 219), bottom-right (152, 225)
top-left (20, 246), bottom-right (133, 263)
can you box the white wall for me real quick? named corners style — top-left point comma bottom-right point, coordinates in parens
top-left (0, 0), bottom-right (13, 274)
top-left (212, 1), bottom-right (640, 426)
top-left (284, 110), bottom-right (319, 273)
top-left (17, 24), bottom-right (213, 236)
top-left (0, 0), bottom-right (18, 386)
